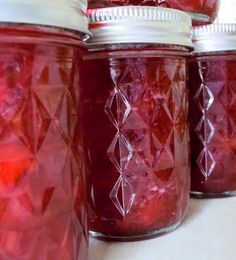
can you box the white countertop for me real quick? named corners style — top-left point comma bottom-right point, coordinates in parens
top-left (88, 197), bottom-right (236, 260)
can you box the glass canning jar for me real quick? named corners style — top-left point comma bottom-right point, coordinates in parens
top-left (0, 1), bottom-right (89, 259)
top-left (189, 24), bottom-right (236, 197)
top-left (83, 6), bottom-right (192, 241)
top-left (88, 0), bottom-right (220, 25)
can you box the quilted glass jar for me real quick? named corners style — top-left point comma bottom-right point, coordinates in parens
top-left (0, 1), bottom-right (89, 259)
top-left (88, 0), bottom-right (220, 25)
top-left (83, 7), bottom-right (192, 241)
top-left (189, 24), bottom-right (236, 197)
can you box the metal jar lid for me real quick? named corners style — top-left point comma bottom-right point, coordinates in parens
top-left (193, 24), bottom-right (236, 53)
top-left (0, 0), bottom-right (89, 35)
top-left (87, 6), bottom-right (193, 48)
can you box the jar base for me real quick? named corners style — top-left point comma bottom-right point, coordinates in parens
top-left (191, 190), bottom-right (236, 198)
top-left (89, 220), bottom-right (182, 242)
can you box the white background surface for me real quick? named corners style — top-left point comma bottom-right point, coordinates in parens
top-left (215, 0), bottom-right (236, 23)
top-left (88, 198), bottom-right (236, 260)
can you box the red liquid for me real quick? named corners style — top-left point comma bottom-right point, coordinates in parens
top-left (88, 0), bottom-right (219, 24)
top-left (189, 54), bottom-right (236, 196)
top-left (82, 47), bottom-right (190, 240)
top-left (0, 26), bottom-right (88, 259)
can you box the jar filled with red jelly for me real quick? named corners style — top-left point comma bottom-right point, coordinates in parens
top-left (190, 24), bottom-right (236, 197)
top-left (82, 6), bottom-right (192, 241)
top-left (88, 0), bottom-right (220, 25)
top-left (0, 1), bottom-right (89, 259)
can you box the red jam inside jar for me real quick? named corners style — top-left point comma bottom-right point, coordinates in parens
top-left (82, 44), bottom-right (190, 240)
top-left (0, 25), bottom-right (88, 259)
top-left (88, 0), bottom-right (220, 24)
top-left (189, 53), bottom-right (236, 197)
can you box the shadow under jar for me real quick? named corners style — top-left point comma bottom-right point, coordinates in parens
top-left (189, 24), bottom-right (236, 198)
top-left (87, 0), bottom-right (220, 25)
top-left (0, 1), bottom-right (89, 259)
top-left (82, 6), bottom-right (192, 241)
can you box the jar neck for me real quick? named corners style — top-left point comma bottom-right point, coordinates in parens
top-left (88, 43), bottom-right (190, 55)
top-left (191, 50), bottom-right (236, 58)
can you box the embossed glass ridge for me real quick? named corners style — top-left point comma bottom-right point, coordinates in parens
top-left (83, 48), bottom-right (190, 240)
top-left (105, 86), bottom-right (135, 216)
top-left (194, 62), bottom-right (216, 180)
top-left (190, 54), bottom-right (236, 195)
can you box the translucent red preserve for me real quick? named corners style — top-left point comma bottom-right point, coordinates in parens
top-left (82, 46), bottom-right (190, 240)
top-left (0, 26), bottom-right (87, 259)
top-left (189, 54), bottom-right (236, 196)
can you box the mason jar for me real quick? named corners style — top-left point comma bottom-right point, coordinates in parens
top-left (82, 6), bottom-right (192, 241)
top-left (0, 1), bottom-right (89, 259)
top-left (88, 0), bottom-right (220, 25)
top-left (189, 24), bottom-right (236, 197)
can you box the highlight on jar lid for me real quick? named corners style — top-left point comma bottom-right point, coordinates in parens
top-left (87, 6), bottom-right (193, 48)
top-left (193, 24), bottom-right (236, 53)
top-left (0, 0), bottom-right (89, 35)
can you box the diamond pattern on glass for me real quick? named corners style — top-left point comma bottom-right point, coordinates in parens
top-left (194, 83), bottom-right (214, 113)
top-left (166, 84), bottom-right (179, 122)
top-left (110, 176), bottom-right (136, 217)
top-left (0, 85), bottom-right (26, 123)
top-left (218, 82), bottom-right (236, 114)
top-left (153, 145), bottom-right (174, 171)
top-left (18, 193), bottom-right (35, 214)
top-left (32, 86), bottom-right (65, 118)
top-left (152, 102), bottom-right (173, 146)
top-left (32, 93), bottom-right (53, 151)
top-left (138, 87), bottom-right (165, 122)
top-left (175, 109), bottom-right (187, 141)
top-left (0, 45), bottom-right (87, 259)
top-left (118, 67), bottom-right (147, 105)
top-left (107, 133), bottom-right (133, 173)
top-left (105, 86), bottom-right (135, 216)
top-left (0, 198), bottom-right (10, 220)
top-left (195, 117), bottom-right (215, 144)
top-left (194, 68), bottom-right (216, 179)
top-left (196, 148), bottom-right (216, 180)
top-left (104, 58), bottom-right (188, 218)
top-left (104, 87), bottom-right (131, 128)
top-left (42, 187), bottom-right (55, 213)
